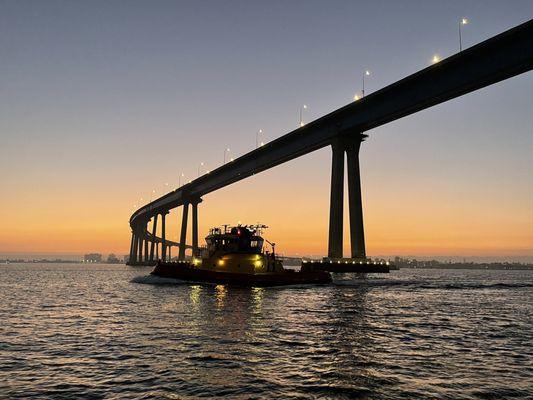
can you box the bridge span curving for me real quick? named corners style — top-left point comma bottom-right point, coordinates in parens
top-left (128, 19), bottom-right (533, 265)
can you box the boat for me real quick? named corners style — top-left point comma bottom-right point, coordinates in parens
top-left (151, 224), bottom-right (332, 286)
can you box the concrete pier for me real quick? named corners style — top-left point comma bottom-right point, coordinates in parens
top-left (150, 215), bottom-right (158, 261)
top-left (346, 134), bottom-right (367, 259)
top-left (327, 133), bottom-right (367, 260)
top-left (179, 203), bottom-right (189, 260)
top-left (328, 138), bottom-right (344, 259)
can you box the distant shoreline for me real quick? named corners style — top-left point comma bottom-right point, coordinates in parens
top-left (2, 259), bottom-right (532, 271)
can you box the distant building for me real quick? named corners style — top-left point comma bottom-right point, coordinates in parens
top-left (106, 253), bottom-right (120, 264)
top-left (84, 253), bottom-right (102, 263)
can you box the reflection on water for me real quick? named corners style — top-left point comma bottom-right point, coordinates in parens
top-left (0, 264), bottom-right (532, 399)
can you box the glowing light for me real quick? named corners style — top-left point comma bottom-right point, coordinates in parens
top-left (365, 70), bottom-right (371, 76)
top-left (354, 94), bottom-right (361, 101)
top-left (299, 104), bottom-right (308, 127)
top-left (260, 141), bottom-right (264, 146)
top-left (254, 260), bottom-right (262, 268)
top-left (462, 17), bottom-right (468, 25)
top-left (218, 259), bottom-right (225, 266)
top-left (432, 54), bottom-right (441, 64)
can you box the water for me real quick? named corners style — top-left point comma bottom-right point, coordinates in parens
top-left (1, 264), bottom-right (531, 399)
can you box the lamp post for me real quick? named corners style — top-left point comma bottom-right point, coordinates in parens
top-left (299, 104), bottom-right (308, 127)
top-left (178, 172), bottom-right (185, 187)
top-left (256, 129), bottom-right (263, 148)
top-left (224, 148), bottom-right (230, 164)
top-left (459, 17), bottom-right (469, 51)
top-left (362, 70), bottom-right (371, 97)
top-left (197, 162), bottom-right (204, 177)
top-left (150, 189), bottom-right (156, 202)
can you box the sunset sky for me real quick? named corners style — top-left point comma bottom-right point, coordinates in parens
top-left (1, 1), bottom-right (532, 260)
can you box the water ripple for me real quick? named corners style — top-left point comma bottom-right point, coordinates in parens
top-left (0, 264), bottom-right (531, 399)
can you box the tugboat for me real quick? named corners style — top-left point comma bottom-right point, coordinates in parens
top-left (152, 224), bottom-right (331, 286)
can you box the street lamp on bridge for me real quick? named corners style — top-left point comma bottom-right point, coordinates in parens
top-left (362, 70), bottom-right (371, 97)
top-left (224, 148), bottom-right (231, 164)
top-left (299, 105), bottom-right (308, 127)
top-left (198, 162), bottom-right (205, 177)
top-left (459, 17), bottom-right (469, 51)
top-left (178, 172), bottom-right (185, 187)
top-left (256, 129), bottom-right (263, 148)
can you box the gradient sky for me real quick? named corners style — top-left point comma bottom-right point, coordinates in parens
top-left (1, 1), bottom-right (532, 260)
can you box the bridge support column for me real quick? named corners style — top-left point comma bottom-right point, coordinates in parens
top-left (179, 203), bottom-right (189, 260)
top-left (161, 212), bottom-right (167, 261)
top-left (346, 134), bottom-right (367, 259)
top-left (191, 198), bottom-right (202, 257)
top-left (137, 234), bottom-right (143, 262)
top-left (192, 203), bottom-right (198, 257)
top-left (130, 232), bottom-right (138, 264)
top-left (129, 232), bottom-right (135, 264)
top-left (144, 228), bottom-right (149, 262)
top-left (328, 138), bottom-right (344, 258)
top-left (149, 215), bottom-right (158, 261)
top-left (156, 242), bottom-right (159, 260)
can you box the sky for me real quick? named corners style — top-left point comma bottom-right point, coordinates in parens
top-left (1, 1), bottom-right (532, 260)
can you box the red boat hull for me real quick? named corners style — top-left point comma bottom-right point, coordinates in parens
top-left (152, 262), bottom-right (332, 286)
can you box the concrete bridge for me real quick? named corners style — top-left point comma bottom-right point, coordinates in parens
top-left (128, 19), bottom-right (533, 266)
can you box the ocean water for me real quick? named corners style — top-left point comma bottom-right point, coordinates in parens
top-left (0, 264), bottom-right (531, 399)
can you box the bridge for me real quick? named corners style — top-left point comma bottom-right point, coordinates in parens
top-left (128, 19), bottom-right (533, 267)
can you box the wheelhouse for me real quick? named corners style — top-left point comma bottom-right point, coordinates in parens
top-left (205, 226), bottom-right (265, 255)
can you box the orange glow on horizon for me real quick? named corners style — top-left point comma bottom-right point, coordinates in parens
top-left (2, 148), bottom-right (531, 259)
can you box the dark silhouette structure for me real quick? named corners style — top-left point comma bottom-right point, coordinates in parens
top-left (128, 20), bottom-right (533, 266)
